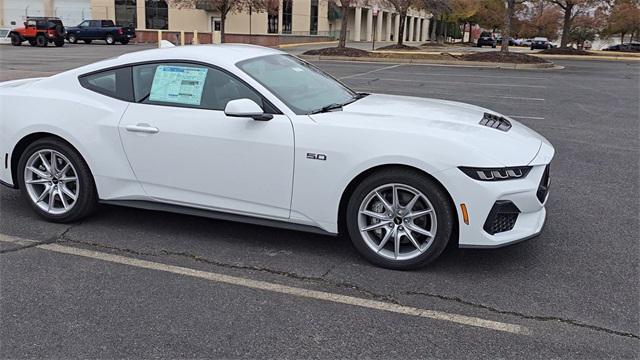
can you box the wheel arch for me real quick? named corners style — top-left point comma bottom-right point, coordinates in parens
top-left (337, 164), bottom-right (459, 243)
top-left (10, 132), bottom-right (95, 190)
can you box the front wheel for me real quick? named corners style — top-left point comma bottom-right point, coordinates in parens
top-left (346, 168), bottom-right (454, 270)
top-left (10, 33), bottom-right (21, 46)
top-left (68, 34), bottom-right (77, 43)
top-left (18, 138), bottom-right (97, 223)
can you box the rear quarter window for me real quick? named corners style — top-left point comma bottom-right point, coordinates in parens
top-left (79, 67), bottom-right (133, 101)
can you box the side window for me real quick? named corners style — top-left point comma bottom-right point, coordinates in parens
top-left (132, 63), bottom-right (264, 111)
top-left (90, 20), bottom-right (100, 27)
top-left (79, 67), bottom-right (133, 101)
top-left (78, 21), bottom-right (89, 28)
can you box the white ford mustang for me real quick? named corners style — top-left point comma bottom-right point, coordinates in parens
top-left (0, 44), bottom-right (554, 269)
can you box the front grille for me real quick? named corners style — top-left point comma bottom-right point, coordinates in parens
top-left (536, 165), bottom-right (550, 203)
top-left (483, 201), bottom-right (520, 235)
top-left (479, 113), bottom-right (511, 132)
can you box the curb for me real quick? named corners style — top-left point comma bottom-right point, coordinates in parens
top-left (298, 54), bottom-right (561, 70)
top-left (278, 40), bottom-right (338, 49)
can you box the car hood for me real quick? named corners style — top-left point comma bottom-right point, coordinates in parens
top-left (309, 93), bottom-right (545, 166)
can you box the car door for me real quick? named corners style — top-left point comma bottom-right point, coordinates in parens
top-left (118, 62), bottom-right (295, 219)
top-left (76, 20), bottom-right (90, 39)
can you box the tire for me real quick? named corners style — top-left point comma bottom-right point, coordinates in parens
top-left (105, 34), bottom-right (115, 45)
top-left (120, 38), bottom-right (129, 45)
top-left (492, 44), bottom-right (496, 48)
top-left (54, 38), bottom-right (64, 47)
top-left (83, 39), bottom-right (92, 44)
top-left (68, 34), bottom-right (77, 43)
top-left (17, 137), bottom-right (97, 223)
top-left (345, 168), bottom-right (454, 270)
top-left (35, 34), bottom-right (47, 47)
top-left (10, 33), bottom-right (21, 46)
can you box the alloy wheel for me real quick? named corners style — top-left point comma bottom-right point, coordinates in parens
top-left (358, 183), bottom-right (437, 261)
top-left (23, 149), bottom-right (79, 215)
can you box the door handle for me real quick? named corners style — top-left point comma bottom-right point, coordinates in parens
top-left (125, 123), bottom-right (159, 134)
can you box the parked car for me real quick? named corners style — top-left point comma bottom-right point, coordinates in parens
top-left (511, 38), bottom-right (523, 46)
top-left (0, 28), bottom-right (11, 45)
top-left (531, 37), bottom-right (552, 50)
top-left (0, 45), bottom-right (554, 270)
top-left (9, 17), bottom-right (66, 47)
top-left (477, 31), bottom-right (496, 48)
top-left (66, 19), bottom-right (135, 45)
top-left (603, 42), bottom-right (640, 52)
top-left (521, 39), bottom-right (533, 47)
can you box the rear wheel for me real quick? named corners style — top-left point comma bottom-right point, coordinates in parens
top-left (10, 33), bottom-right (21, 46)
top-left (17, 138), bottom-right (97, 223)
top-left (67, 34), bottom-right (77, 43)
top-left (105, 34), bottom-right (115, 45)
top-left (83, 39), bottom-right (92, 44)
top-left (35, 34), bottom-right (47, 47)
top-left (120, 38), bottom-right (129, 45)
top-left (346, 168), bottom-right (454, 270)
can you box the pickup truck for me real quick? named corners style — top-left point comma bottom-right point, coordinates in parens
top-left (66, 20), bottom-right (135, 45)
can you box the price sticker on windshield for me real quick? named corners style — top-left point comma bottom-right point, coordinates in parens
top-left (149, 65), bottom-right (208, 105)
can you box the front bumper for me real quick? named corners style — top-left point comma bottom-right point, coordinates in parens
top-left (439, 137), bottom-right (553, 248)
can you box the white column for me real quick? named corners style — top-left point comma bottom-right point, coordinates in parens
top-left (402, 16), bottom-right (407, 41)
top-left (353, 7), bottom-right (362, 41)
top-left (366, 8), bottom-right (373, 42)
top-left (423, 18), bottom-right (430, 41)
top-left (376, 10), bottom-right (383, 41)
top-left (416, 18), bottom-right (422, 42)
top-left (386, 12), bottom-right (392, 41)
top-left (410, 16), bottom-right (416, 41)
top-left (394, 14), bottom-right (400, 42)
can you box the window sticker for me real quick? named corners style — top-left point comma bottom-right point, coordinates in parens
top-left (149, 65), bottom-right (208, 105)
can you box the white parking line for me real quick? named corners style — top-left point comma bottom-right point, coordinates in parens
top-left (339, 64), bottom-right (404, 79)
top-left (0, 234), bottom-right (530, 335)
top-left (508, 115), bottom-right (546, 120)
top-left (350, 77), bottom-right (547, 88)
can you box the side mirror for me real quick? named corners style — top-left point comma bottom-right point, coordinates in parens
top-left (224, 98), bottom-right (273, 121)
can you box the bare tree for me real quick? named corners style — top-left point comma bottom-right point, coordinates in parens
top-left (385, 0), bottom-right (422, 45)
top-left (174, 0), bottom-right (267, 43)
top-left (546, 0), bottom-right (600, 47)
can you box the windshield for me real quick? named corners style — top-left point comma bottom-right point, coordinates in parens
top-left (237, 54), bottom-right (356, 115)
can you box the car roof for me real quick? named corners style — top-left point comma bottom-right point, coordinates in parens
top-left (112, 44), bottom-right (283, 67)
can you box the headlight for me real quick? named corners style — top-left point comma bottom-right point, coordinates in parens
top-left (458, 166), bottom-right (532, 181)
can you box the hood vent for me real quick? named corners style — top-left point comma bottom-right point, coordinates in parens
top-left (479, 113), bottom-right (511, 132)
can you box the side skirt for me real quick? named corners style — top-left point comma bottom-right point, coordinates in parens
top-left (99, 200), bottom-right (337, 237)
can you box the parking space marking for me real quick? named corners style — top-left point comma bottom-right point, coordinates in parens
top-left (350, 77), bottom-right (547, 88)
top-left (508, 115), bottom-right (546, 120)
top-left (0, 234), bottom-right (529, 335)
top-left (339, 64), bottom-right (405, 79)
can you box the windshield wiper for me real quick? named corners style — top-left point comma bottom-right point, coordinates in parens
top-left (309, 93), bottom-right (370, 114)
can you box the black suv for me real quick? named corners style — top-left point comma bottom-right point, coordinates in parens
top-left (477, 32), bottom-right (496, 48)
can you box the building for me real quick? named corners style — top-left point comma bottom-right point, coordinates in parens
top-left (1, 0), bottom-right (432, 45)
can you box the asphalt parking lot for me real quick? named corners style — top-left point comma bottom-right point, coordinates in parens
top-left (1, 44), bottom-right (639, 358)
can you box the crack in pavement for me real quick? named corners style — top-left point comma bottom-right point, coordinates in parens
top-left (60, 237), bottom-right (640, 340)
top-left (61, 238), bottom-right (397, 304)
top-left (0, 224), bottom-right (77, 254)
top-left (404, 290), bottom-right (640, 340)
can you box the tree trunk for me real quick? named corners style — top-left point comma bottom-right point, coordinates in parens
top-left (397, 13), bottom-right (406, 46)
top-left (621, 32), bottom-right (625, 44)
top-left (430, 17), bottom-right (437, 43)
top-left (560, 3), bottom-right (574, 48)
top-left (501, 0), bottom-right (514, 53)
top-left (220, 12), bottom-right (227, 43)
top-left (338, 4), bottom-right (349, 48)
